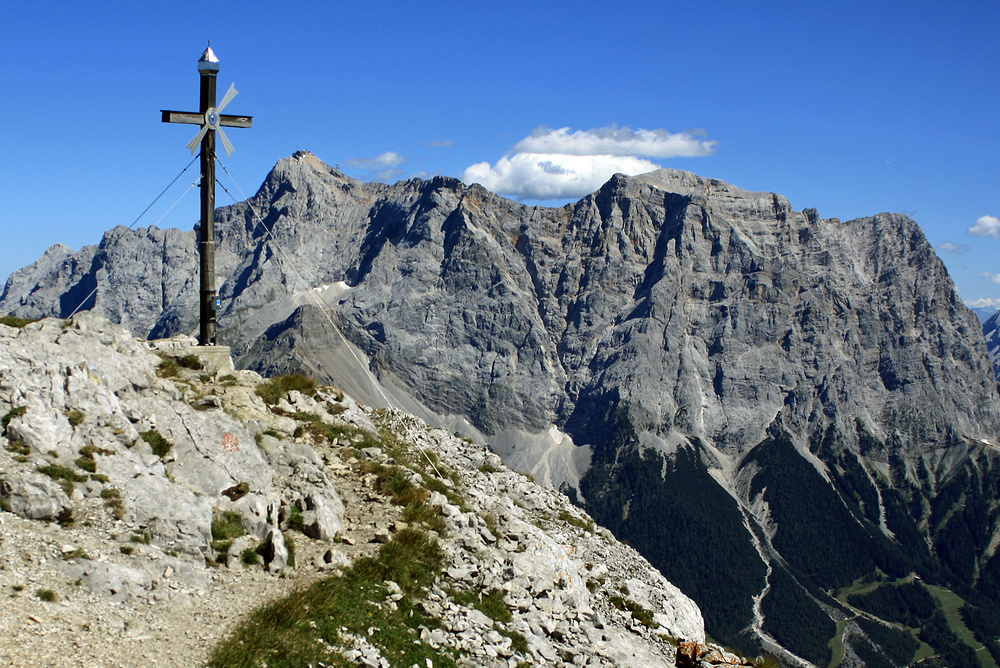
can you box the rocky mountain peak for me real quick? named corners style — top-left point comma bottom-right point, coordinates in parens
top-left (4, 155), bottom-right (1000, 664)
top-left (0, 313), bottom-right (718, 667)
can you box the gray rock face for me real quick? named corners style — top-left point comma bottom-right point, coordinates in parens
top-left (0, 312), bottom-right (342, 563)
top-left (5, 153), bottom-right (995, 456)
top-left (5, 152), bottom-right (1000, 660)
top-left (985, 311), bottom-right (1000, 384)
top-left (0, 311), bottom-right (714, 667)
top-left (0, 474), bottom-right (71, 521)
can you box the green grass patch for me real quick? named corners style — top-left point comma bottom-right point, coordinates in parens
top-left (36, 464), bottom-right (88, 495)
top-left (212, 511), bottom-right (245, 541)
top-left (256, 373), bottom-right (319, 405)
top-left (499, 627), bottom-right (530, 654)
top-left (139, 429), bottom-right (172, 458)
top-left (63, 548), bottom-right (90, 561)
top-left (209, 528), bottom-right (454, 668)
top-left (448, 586), bottom-right (512, 624)
top-left (80, 445), bottom-right (115, 458)
top-left (177, 353), bottom-right (203, 370)
top-left (212, 511), bottom-right (245, 554)
top-left (156, 356), bottom-right (180, 378)
top-left (102, 488), bottom-right (124, 519)
top-left (609, 595), bottom-right (659, 629)
top-left (2, 406), bottom-right (26, 435)
top-left (290, 412), bottom-right (380, 450)
top-left (559, 509), bottom-right (596, 533)
top-left (65, 410), bottom-right (85, 427)
top-left (130, 530), bottom-right (152, 544)
top-left (402, 500), bottom-right (447, 535)
top-left (5, 439), bottom-right (29, 456)
top-left (75, 444), bottom-right (115, 475)
top-left (0, 315), bottom-right (36, 328)
top-left (74, 457), bottom-right (96, 473)
top-left (369, 463), bottom-right (427, 507)
top-left (35, 588), bottom-right (57, 602)
top-left (927, 584), bottom-right (997, 668)
top-left (285, 503), bottom-right (305, 532)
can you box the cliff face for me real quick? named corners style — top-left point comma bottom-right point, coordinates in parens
top-left (0, 313), bottom-right (707, 667)
top-left (985, 311), bottom-right (1000, 384)
top-left (4, 152), bottom-right (1000, 664)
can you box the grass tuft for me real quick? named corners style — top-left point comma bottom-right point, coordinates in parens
top-left (156, 356), bottom-right (180, 378)
top-left (36, 464), bottom-right (88, 495)
top-left (2, 406), bottom-right (26, 435)
top-left (241, 547), bottom-right (260, 566)
top-left (130, 530), bottom-right (152, 544)
top-left (609, 595), bottom-right (659, 629)
top-left (208, 528), bottom-right (455, 668)
top-left (139, 430), bottom-right (172, 458)
top-left (558, 509), bottom-right (595, 533)
top-left (178, 354), bottom-right (203, 370)
top-left (255, 373), bottom-right (319, 405)
top-left (66, 410), bottom-right (85, 427)
top-left (211, 511), bottom-right (245, 554)
top-left (0, 315), bottom-right (36, 328)
top-left (35, 589), bottom-right (57, 602)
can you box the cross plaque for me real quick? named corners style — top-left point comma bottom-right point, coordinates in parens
top-left (161, 46), bottom-right (252, 346)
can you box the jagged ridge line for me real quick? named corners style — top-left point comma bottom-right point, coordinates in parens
top-left (64, 155), bottom-right (201, 319)
top-left (214, 158), bottom-right (446, 480)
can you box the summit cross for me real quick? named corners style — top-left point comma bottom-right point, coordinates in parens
top-left (161, 45), bottom-right (252, 346)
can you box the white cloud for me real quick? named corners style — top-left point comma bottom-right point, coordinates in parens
top-left (967, 298), bottom-right (1000, 308)
top-left (344, 152), bottom-right (407, 182)
top-left (982, 272), bottom-right (1000, 285)
top-left (463, 153), bottom-right (663, 200)
top-left (968, 215), bottom-right (1000, 239)
top-left (937, 242), bottom-right (970, 256)
top-left (462, 125), bottom-right (717, 200)
top-left (514, 125), bottom-right (717, 158)
top-left (345, 151), bottom-right (405, 170)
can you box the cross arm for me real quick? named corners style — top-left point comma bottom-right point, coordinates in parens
top-left (161, 110), bottom-right (253, 128)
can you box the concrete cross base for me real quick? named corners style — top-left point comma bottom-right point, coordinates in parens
top-left (191, 345), bottom-right (234, 373)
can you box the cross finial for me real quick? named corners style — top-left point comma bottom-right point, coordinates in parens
top-left (199, 44), bottom-right (220, 72)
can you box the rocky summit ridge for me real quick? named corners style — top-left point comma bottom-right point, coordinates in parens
top-left (0, 313), bottom-right (729, 668)
top-left (4, 152), bottom-right (1000, 665)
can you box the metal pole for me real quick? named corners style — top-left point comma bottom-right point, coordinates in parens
top-left (198, 54), bottom-right (219, 346)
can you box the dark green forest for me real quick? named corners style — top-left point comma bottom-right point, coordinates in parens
top-left (577, 410), bottom-right (1000, 666)
top-left (581, 438), bottom-right (766, 648)
top-left (854, 617), bottom-right (919, 667)
top-left (846, 581), bottom-right (936, 627)
top-left (760, 565), bottom-right (835, 666)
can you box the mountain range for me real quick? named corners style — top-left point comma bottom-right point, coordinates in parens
top-left (4, 151), bottom-right (1000, 666)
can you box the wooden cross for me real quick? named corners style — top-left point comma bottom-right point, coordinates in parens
top-left (161, 46), bottom-right (252, 346)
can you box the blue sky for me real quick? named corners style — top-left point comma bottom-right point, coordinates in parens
top-left (3, 1), bottom-right (999, 310)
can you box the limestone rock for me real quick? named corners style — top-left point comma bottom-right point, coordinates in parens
top-left (985, 311), bottom-right (1000, 383)
top-left (5, 154), bottom-right (999, 662)
top-left (0, 473), bottom-right (71, 521)
top-left (0, 312), bottom-right (343, 560)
